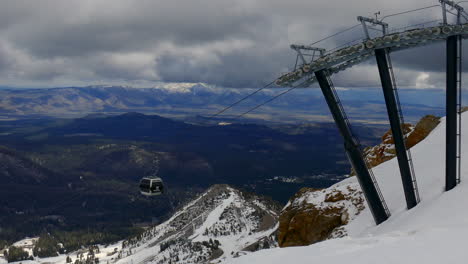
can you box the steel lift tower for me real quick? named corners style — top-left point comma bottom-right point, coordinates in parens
top-left (289, 33), bottom-right (390, 225)
top-left (359, 16), bottom-right (420, 209)
top-left (271, 0), bottom-right (468, 225)
top-left (314, 69), bottom-right (390, 224)
top-left (289, 34), bottom-right (390, 224)
top-left (441, 0), bottom-right (464, 191)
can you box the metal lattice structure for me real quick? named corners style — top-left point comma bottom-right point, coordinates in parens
top-left (275, 23), bottom-right (468, 87)
top-left (211, 0), bottom-right (466, 225)
top-left (270, 0), bottom-right (466, 224)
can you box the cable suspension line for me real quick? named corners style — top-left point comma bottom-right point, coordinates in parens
top-left (209, 80), bottom-right (276, 118)
top-left (234, 87), bottom-right (296, 119)
top-left (391, 19), bottom-right (442, 31)
top-left (212, 3), bottom-right (468, 122)
top-left (328, 37), bottom-right (364, 54)
top-left (380, 5), bottom-right (441, 21)
top-left (308, 24), bottom-right (361, 46)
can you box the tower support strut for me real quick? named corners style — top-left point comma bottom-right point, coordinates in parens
top-left (315, 69), bottom-right (389, 225)
top-left (375, 48), bottom-right (419, 209)
top-left (446, 35), bottom-right (459, 191)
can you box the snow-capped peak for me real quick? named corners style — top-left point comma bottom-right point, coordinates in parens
top-left (152, 82), bottom-right (216, 94)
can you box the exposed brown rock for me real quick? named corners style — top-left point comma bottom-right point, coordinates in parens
top-left (406, 115), bottom-right (441, 148)
top-left (324, 191), bottom-right (346, 203)
top-left (351, 115), bottom-right (440, 175)
top-left (381, 123), bottom-right (413, 145)
top-left (278, 186), bottom-right (364, 247)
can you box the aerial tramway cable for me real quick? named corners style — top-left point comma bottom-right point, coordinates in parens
top-left (308, 24), bottom-right (361, 46)
top-left (380, 5), bottom-right (441, 21)
top-left (209, 80), bottom-right (277, 119)
top-left (233, 87), bottom-right (296, 119)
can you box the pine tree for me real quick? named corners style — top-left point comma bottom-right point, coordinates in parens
top-left (6, 246), bottom-right (30, 263)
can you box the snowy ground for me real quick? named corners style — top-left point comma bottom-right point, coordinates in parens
top-left (0, 241), bottom-right (123, 264)
top-left (228, 114), bottom-right (468, 264)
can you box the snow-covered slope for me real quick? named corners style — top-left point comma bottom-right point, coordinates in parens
top-left (115, 184), bottom-right (279, 264)
top-left (1, 185), bottom-right (280, 264)
top-left (228, 113), bottom-right (468, 264)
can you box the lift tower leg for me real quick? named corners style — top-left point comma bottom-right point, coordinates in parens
top-left (446, 35), bottom-right (458, 191)
top-left (375, 49), bottom-right (419, 209)
top-left (315, 69), bottom-right (389, 225)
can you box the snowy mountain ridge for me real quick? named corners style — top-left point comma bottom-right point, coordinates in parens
top-left (113, 184), bottom-right (280, 264)
top-left (0, 184), bottom-right (280, 264)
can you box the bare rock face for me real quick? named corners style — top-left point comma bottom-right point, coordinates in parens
top-left (278, 183), bottom-right (364, 247)
top-left (406, 115), bottom-right (441, 148)
top-left (352, 115), bottom-right (441, 175)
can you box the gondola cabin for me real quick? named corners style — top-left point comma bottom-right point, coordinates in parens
top-left (139, 177), bottom-right (164, 196)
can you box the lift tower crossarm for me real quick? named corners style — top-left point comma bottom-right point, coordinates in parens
top-left (357, 16), bottom-right (389, 39)
top-left (290, 44), bottom-right (326, 53)
top-left (290, 44), bottom-right (326, 64)
top-left (440, 0), bottom-right (464, 24)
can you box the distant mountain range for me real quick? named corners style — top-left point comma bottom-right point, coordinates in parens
top-left (0, 84), bottom-right (446, 123)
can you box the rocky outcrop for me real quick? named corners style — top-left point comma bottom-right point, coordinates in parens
top-left (406, 115), bottom-right (441, 147)
top-left (353, 115), bottom-right (441, 175)
top-left (278, 183), bottom-right (364, 247)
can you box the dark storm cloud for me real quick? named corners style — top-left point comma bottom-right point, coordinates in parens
top-left (8, 1), bottom-right (266, 58)
top-left (392, 43), bottom-right (446, 72)
top-left (0, 0), bottom-right (458, 88)
top-left (157, 45), bottom-right (293, 88)
top-left (0, 43), bottom-right (13, 72)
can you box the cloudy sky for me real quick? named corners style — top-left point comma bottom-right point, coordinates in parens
top-left (0, 0), bottom-right (464, 88)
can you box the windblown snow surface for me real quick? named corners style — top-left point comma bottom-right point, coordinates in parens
top-left (228, 113), bottom-right (468, 264)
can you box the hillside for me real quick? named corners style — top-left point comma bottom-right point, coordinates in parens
top-left (115, 185), bottom-right (281, 264)
top-left (0, 112), bottom-right (366, 202)
top-left (0, 146), bottom-right (62, 184)
top-left (0, 185), bottom-right (281, 264)
top-left (228, 113), bottom-right (468, 263)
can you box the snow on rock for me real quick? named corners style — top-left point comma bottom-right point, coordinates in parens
top-left (153, 82), bottom-right (212, 94)
top-left (278, 183), bottom-right (364, 247)
top-left (228, 113), bottom-right (468, 264)
top-left (113, 184), bottom-right (281, 264)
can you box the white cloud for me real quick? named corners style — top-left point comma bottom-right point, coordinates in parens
top-left (0, 0), bottom-right (462, 88)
